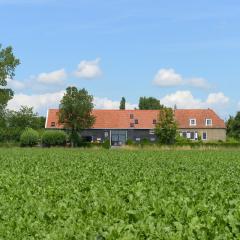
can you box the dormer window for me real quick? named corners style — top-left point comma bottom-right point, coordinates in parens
top-left (135, 119), bottom-right (138, 124)
top-left (206, 119), bottom-right (212, 126)
top-left (153, 119), bottom-right (157, 124)
top-left (130, 114), bottom-right (134, 119)
top-left (51, 122), bottom-right (56, 127)
top-left (189, 119), bottom-right (197, 126)
top-left (130, 123), bottom-right (134, 128)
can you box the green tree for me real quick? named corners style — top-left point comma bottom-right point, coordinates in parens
top-left (138, 97), bottom-right (164, 110)
top-left (7, 106), bottom-right (44, 129)
top-left (58, 87), bottom-right (95, 147)
top-left (119, 97), bottom-right (126, 110)
top-left (226, 112), bottom-right (240, 140)
top-left (155, 108), bottom-right (177, 144)
top-left (0, 45), bottom-right (20, 115)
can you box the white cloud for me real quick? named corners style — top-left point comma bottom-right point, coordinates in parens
top-left (93, 97), bottom-right (137, 110)
top-left (7, 78), bottom-right (25, 90)
top-left (36, 69), bottom-right (67, 84)
top-left (153, 68), bottom-right (211, 90)
top-left (206, 92), bottom-right (229, 105)
top-left (74, 58), bottom-right (102, 79)
top-left (161, 91), bottom-right (204, 109)
top-left (188, 78), bottom-right (211, 90)
top-left (8, 91), bottom-right (65, 114)
top-left (153, 68), bottom-right (183, 87)
top-left (160, 90), bottom-right (229, 110)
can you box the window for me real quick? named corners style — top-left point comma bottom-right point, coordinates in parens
top-left (51, 122), bottom-right (56, 127)
top-left (149, 129), bottom-right (155, 135)
top-left (187, 132), bottom-right (191, 139)
top-left (130, 114), bottom-right (134, 119)
top-left (97, 138), bottom-right (102, 142)
top-left (136, 137), bottom-right (141, 141)
top-left (104, 131), bottom-right (108, 138)
top-left (182, 132), bottom-right (187, 138)
top-left (153, 119), bottom-right (157, 124)
top-left (202, 132), bottom-right (207, 140)
top-left (130, 123), bottom-right (134, 128)
top-left (135, 119), bottom-right (139, 124)
top-left (150, 137), bottom-right (155, 142)
top-left (189, 119), bottom-right (197, 126)
top-left (206, 119), bottom-right (212, 126)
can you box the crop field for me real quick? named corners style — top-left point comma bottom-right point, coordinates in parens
top-left (1, 149), bottom-right (240, 239)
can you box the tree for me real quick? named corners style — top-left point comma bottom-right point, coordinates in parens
top-left (226, 112), bottom-right (240, 140)
top-left (155, 108), bottom-right (177, 144)
top-left (119, 97), bottom-right (126, 110)
top-left (58, 87), bottom-right (95, 147)
top-left (138, 97), bottom-right (164, 110)
top-left (7, 106), bottom-right (43, 129)
top-left (0, 45), bottom-right (20, 112)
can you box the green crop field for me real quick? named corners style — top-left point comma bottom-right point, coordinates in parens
top-left (1, 149), bottom-right (240, 239)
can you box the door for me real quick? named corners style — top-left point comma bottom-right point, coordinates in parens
top-left (111, 130), bottom-right (127, 146)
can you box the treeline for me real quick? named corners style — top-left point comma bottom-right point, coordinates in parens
top-left (0, 106), bottom-right (45, 143)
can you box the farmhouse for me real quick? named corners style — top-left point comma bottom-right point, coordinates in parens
top-left (45, 109), bottom-right (226, 145)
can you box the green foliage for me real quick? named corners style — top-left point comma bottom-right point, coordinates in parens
top-left (126, 139), bottom-right (134, 145)
top-left (155, 108), bottom-right (177, 144)
top-left (138, 96), bottom-right (164, 110)
top-left (1, 149), bottom-right (240, 238)
top-left (58, 87), bottom-right (95, 147)
top-left (7, 106), bottom-right (44, 129)
top-left (20, 128), bottom-right (39, 147)
top-left (226, 112), bottom-right (240, 140)
top-left (119, 97), bottom-right (126, 110)
top-left (102, 139), bottom-right (110, 149)
top-left (175, 134), bottom-right (191, 145)
top-left (140, 138), bottom-right (150, 146)
top-left (0, 44), bottom-right (20, 111)
top-left (0, 127), bottom-right (22, 142)
top-left (41, 130), bottom-right (67, 147)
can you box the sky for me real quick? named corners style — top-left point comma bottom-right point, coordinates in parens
top-left (1, 0), bottom-right (240, 119)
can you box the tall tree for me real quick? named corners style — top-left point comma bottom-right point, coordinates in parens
top-left (119, 97), bottom-right (126, 110)
top-left (226, 112), bottom-right (240, 140)
top-left (138, 97), bottom-right (164, 110)
top-left (155, 108), bottom-right (177, 144)
top-left (58, 87), bottom-right (95, 146)
top-left (0, 44), bottom-right (20, 125)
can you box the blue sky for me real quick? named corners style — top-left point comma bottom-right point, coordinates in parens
top-left (1, 0), bottom-right (240, 118)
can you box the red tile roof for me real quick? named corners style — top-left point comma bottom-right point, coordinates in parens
top-left (45, 109), bottom-right (226, 129)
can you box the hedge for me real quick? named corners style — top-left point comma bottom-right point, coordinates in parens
top-left (41, 130), bottom-right (67, 147)
top-left (20, 128), bottom-right (39, 147)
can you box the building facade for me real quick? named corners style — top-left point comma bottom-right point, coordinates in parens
top-left (45, 109), bottom-right (226, 145)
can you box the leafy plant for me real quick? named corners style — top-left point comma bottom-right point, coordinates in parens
top-left (41, 130), bottom-right (67, 147)
top-left (20, 128), bottom-right (39, 147)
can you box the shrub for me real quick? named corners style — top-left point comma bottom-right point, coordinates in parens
top-left (175, 135), bottom-right (191, 145)
top-left (140, 138), bottom-right (151, 146)
top-left (126, 139), bottom-right (134, 145)
top-left (102, 139), bottom-right (110, 149)
top-left (0, 128), bottom-right (22, 142)
top-left (42, 130), bottom-right (67, 147)
top-left (20, 128), bottom-right (39, 147)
